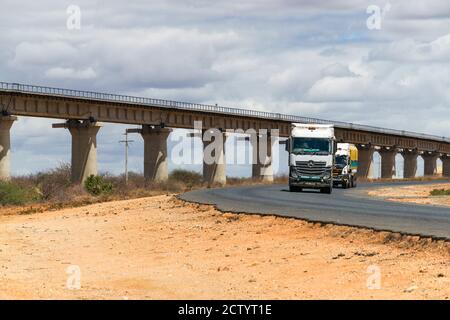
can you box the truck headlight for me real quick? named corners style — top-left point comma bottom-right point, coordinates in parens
top-left (290, 167), bottom-right (298, 178)
top-left (342, 167), bottom-right (348, 174)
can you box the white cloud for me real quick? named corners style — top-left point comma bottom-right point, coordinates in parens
top-left (306, 76), bottom-right (369, 102)
top-left (11, 41), bottom-right (78, 66)
top-left (321, 62), bottom-right (357, 77)
top-left (89, 28), bottom-right (240, 89)
top-left (369, 34), bottom-right (450, 62)
top-left (45, 67), bottom-right (96, 79)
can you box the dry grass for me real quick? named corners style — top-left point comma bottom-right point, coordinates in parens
top-left (368, 182), bottom-right (450, 207)
top-left (360, 176), bottom-right (449, 183)
top-left (1, 165), bottom-right (286, 215)
top-left (430, 188), bottom-right (450, 196)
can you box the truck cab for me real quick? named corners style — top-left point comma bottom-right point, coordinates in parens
top-left (333, 143), bottom-right (358, 188)
top-left (287, 124), bottom-right (335, 194)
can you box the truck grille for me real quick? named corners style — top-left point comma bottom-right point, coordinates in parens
top-left (332, 168), bottom-right (342, 177)
top-left (294, 161), bottom-right (329, 175)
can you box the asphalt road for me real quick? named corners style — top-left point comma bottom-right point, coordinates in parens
top-left (180, 180), bottom-right (450, 239)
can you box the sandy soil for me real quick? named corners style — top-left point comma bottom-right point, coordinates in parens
top-left (368, 183), bottom-right (450, 206)
top-left (0, 195), bottom-right (448, 300)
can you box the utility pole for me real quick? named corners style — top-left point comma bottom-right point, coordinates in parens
top-left (119, 130), bottom-right (134, 185)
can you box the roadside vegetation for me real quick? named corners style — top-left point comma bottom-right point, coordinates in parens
top-left (360, 176), bottom-right (449, 183)
top-left (0, 164), bottom-right (201, 208)
top-left (0, 181), bottom-right (40, 205)
top-left (0, 163), bottom-right (287, 210)
top-left (430, 188), bottom-right (450, 196)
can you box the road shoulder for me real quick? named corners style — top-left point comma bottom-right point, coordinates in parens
top-left (0, 195), bottom-right (448, 299)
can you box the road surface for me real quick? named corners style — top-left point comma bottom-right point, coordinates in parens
top-left (180, 181), bottom-right (450, 239)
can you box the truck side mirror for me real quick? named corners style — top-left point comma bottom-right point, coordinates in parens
top-left (285, 139), bottom-right (290, 152)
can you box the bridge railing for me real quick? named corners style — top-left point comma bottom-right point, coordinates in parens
top-left (1, 81), bottom-right (449, 143)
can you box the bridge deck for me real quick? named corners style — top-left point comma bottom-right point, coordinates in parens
top-left (1, 81), bottom-right (449, 154)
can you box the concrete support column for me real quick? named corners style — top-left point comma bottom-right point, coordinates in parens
top-left (141, 126), bottom-right (172, 183)
top-left (0, 116), bottom-right (17, 181)
top-left (203, 129), bottom-right (227, 186)
top-left (53, 120), bottom-right (102, 184)
top-left (251, 133), bottom-right (274, 182)
top-left (402, 149), bottom-right (419, 178)
top-left (379, 147), bottom-right (397, 179)
top-left (422, 152), bottom-right (439, 176)
top-left (356, 145), bottom-right (375, 179)
top-left (441, 155), bottom-right (450, 177)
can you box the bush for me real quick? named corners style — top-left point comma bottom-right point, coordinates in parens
top-left (169, 169), bottom-right (203, 188)
top-left (35, 163), bottom-right (72, 200)
top-left (13, 163), bottom-right (72, 201)
top-left (84, 175), bottom-right (113, 196)
top-left (101, 171), bottom-right (146, 193)
top-left (430, 188), bottom-right (450, 196)
top-left (0, 181), bottom-right (40, 205)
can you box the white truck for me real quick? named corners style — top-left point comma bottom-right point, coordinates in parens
top-left (333, 143), bottom-right (358, 189)
top-left (287, 123), bottom-right (335, 194)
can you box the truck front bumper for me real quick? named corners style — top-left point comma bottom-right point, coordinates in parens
top-left (332, 174), bottom-right (349, 185)
top-left (289, 177), bottom-right (332, 188)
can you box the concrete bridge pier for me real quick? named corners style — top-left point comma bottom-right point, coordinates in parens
top-left (441, 155), bottom-right (450, 177)
top-left (203, 129), bottom-right (227, 186)
top-left (422, 152), bottom-right (439, 176)
top-left (141, 126), bottom-right (172, 184)
top-left (53, 120), bottom-right (102, 184)
top-left (356, 145), bottom-right (375, 179)
top-left (379, 147), bottom-right (397, 179)
top-left (0, 116), bottom-right (17, 181)
top-left (402, 149), bottom-right (419, 178)
top-left (251, 132), bottom-right (274, 182)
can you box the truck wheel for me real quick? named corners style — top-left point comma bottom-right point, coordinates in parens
top-left (351, 177), bottom-right (357, 188)
top-left (342, 180), bottom-right (348, 189)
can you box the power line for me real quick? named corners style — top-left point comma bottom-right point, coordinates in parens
top-left (119, 130), bottom-right (134, 185)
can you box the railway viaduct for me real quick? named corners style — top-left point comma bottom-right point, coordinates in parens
top-left (1, 82), bottom-right (450, 185)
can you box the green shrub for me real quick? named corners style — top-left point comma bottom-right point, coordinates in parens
top-left (169, 169), bottom-right (203, 188)
top-left (430, 188), bottom-right (450, 196)
top-left (0, 181), bottom-right (40, 205)
top-left (84, 175), bottom-right (113, 196)
top-left (13, 163), bottom-right (72, 201)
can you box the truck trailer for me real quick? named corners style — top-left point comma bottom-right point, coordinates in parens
top-left (287, 123), bottom-right (335, 194)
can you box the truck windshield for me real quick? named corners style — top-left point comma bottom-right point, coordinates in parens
top-left (335, 155), bottom-right (348, 167)
top-left (292, 138), bottom-right (331, 155)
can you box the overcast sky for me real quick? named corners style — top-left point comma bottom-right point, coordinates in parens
top-left (1, 1), bottom-right (449, 176)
